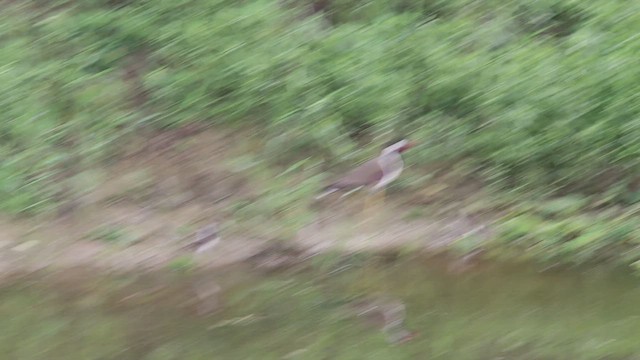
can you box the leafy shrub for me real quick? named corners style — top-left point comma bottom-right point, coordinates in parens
top-left (493, 202), bottom-right (640, 266)
top-left (1, 0), bottom-right (639, 217)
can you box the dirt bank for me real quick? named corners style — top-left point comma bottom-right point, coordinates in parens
top-left (0, 128), bottom-right (494, 277)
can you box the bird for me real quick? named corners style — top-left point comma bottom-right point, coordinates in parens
top-left (315, 138), bottom-right (415, 214)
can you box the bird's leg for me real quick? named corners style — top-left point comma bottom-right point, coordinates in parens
top-left (370, 188), bottom-right (385, 214)
top-left (361, 189), bottom-right (383, 225)
top-left (354, 188), bottom-right (385, 230)
top-left (359, 191), bottom-right (373, 225)
top-left (376, 188), bottom-right (386, 210)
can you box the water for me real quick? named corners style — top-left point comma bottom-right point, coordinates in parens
top-left (1, 257), bottom-right (640, 360)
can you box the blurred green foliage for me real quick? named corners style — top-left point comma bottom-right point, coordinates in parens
top-left (494, 202), bottom-right (640, 266)
top-left (2, 0), bottom-right (639, 213)
top-left (1, 0), bottom-right (640, 264)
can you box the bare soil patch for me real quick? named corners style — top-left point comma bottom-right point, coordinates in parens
top-left (0, 128), bottom-right (494, 278)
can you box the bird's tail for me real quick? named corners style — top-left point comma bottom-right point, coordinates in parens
top-left (315, 185), bottom-right (339, 200)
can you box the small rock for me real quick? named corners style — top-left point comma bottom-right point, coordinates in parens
top-left (12, 240), bottom-right (39, 252)
top-left (184, 223), bottom-right (220, 253)
top-left (247, 243), bottom-right (305, 272)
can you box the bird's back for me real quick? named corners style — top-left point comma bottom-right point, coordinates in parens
top-left (331, 158), bottom-right (383, 189)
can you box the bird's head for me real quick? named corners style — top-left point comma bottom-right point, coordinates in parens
top-left (382, 138), bottom-right (415, 154)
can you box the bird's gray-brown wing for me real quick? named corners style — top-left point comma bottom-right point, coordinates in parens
top-left (330, 158), bottom-right (383, 189)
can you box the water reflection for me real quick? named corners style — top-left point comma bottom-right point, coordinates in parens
top-left (1, 257), bottom-right (640, 359)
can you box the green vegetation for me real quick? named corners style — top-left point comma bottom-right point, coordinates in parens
top-left (1, 0), bottom-right (640, 265)
top-left (493, 199), bottom-right (640, 266)
top-left (87, 224), bottom-right (141, 245)
top-left (167, 256), bottom-right (196, 272)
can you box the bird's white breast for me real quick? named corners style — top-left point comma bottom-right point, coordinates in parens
top-left (372, 152), bottom-right (404, 191)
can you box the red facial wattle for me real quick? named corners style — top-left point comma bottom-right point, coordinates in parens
top-left (399, 141), bottom-right (416, 153)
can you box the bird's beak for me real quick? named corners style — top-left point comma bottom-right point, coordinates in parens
top-left (401, 141), bottom-right (416, 152)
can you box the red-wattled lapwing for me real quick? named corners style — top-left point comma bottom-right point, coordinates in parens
top-left (315, 138), bottom-right (415, 216)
